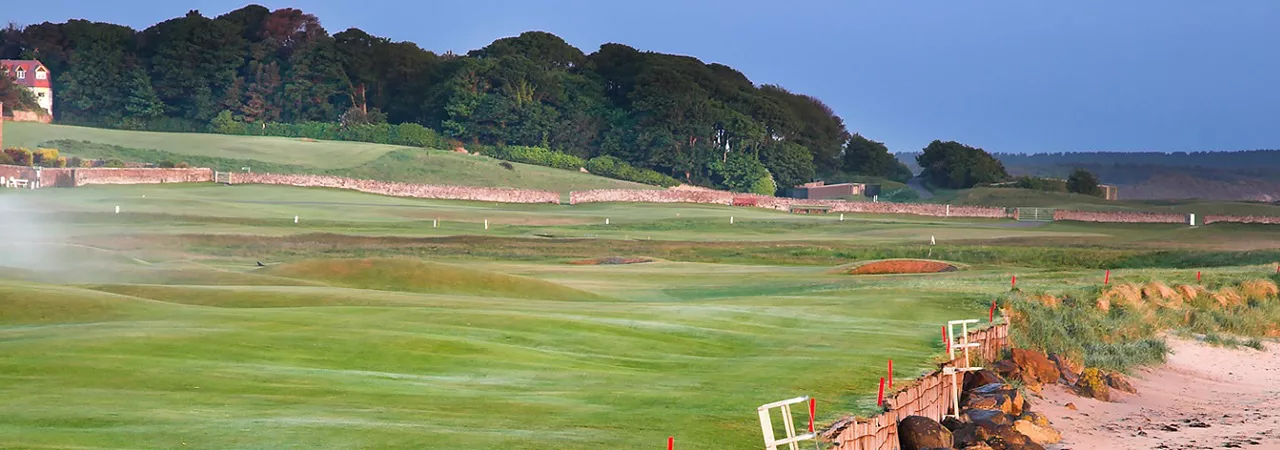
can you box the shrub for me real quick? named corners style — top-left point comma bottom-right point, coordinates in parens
top-left (68, 156), bottom-right (83, 168)
top-left (750, 172), bottom-right (777, 196)
top-left (585, 156), bottom-right (680, 187)
top-left (392, 123), bottom-right (445, 148)
top-left (1067, 168), bottom-right (1104, 197)
top-left (157, 160), bottom-right (177, 168)
top-left (3, 148), bottom-right (33, 166)
top-left (499, 161), bottom-right (515, 171)
top-left (880, 187), bottom-right (920, 202)
top-left (105, 159), bottom-right (126, 168)
top-left (175, 162), bottom-right (191, 169)
top-left (32, 148), bottom-right (62, 167)
top-left (0, 152), bottom-right (13, 165)
top-left (487, 146), bottom-right (585, 171)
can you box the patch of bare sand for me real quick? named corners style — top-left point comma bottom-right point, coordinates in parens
top-left (1041, 338), bottom-right (1280, 450)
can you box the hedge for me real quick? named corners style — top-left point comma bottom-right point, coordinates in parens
top-left (585, 156), bottom-right (680, 187)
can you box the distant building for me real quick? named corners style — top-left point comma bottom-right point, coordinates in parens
top-left (1099, 184), bottom-right (1119, 201)
top-left (1, 60), bottom-right (54, 119)
top-left (789, 181), bottom-right (865, 200)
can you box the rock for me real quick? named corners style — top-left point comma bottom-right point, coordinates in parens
top-left (898, 415), bottom-right (954, 450)
top-left (975, 423), bottom-right (1040, 450)
top-left (1018, 411), bottom-right (1052, 428)
top-left (1075, 368), bottom-right (1111, 402)
top-left (964, 369), bottom-right (1006, 392)
top-left (1106, 371), bottom-right (1138, 394)
top-left (964, 408), bottom-right (1011, 427)
top-left (963, 443), bottom-right (995, 450)
top-left (992, 359), bottom-right (1020, 380)
top-left (1010, 349), bottom-right (1060, 392)
top-left (966, 383), bottom-right (1026, 416)
top-left (1064, 402), bottom-right (1077, 411)
top-left (965, 395), bottom-right (1000, 411)
top-left (1013, 419), bottom-right (1062, 445)
top-left (1048, 354), bottom-right (1082, 385)
top-left (951, 422), bottom-right (979, 449)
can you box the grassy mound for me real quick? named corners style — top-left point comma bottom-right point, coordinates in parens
top-left (257, 258), bottom-right (609, 301)
top-left (0, 283), bottom-right (168, 325)
top-left (846, 259), bottom-right (959, 275)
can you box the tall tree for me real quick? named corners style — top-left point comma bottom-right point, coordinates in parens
top-left (916, 140), bottom-right (1010, 189)
top-left (843, 133), bottom-right (913, 182)
top-left (1066, 168), bottom-right (1103, 197)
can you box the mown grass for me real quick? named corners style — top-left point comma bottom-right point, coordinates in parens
top-left (934, 186), bottom-right (1280, 216)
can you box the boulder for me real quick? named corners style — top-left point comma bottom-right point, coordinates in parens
top-left (1048, 354), bottom-right (1081, 385)
top-left (1017, 411), bottom-right (1051, 428)
top-left (898, 415), bottom-right (954, 450)
top-left (951, 422), bottom-right (979, 449)
top-left (991, 359), bottom-right (1020, 380)
top-left (963, 369), bottom-right (1006, 392)
top-left (1010, 349), bottom-right (1060, 392)
top-left (963, 443), bottom-right (995, 450)
top-left (975, 423), bottom-right (1036, 450)
top-left (1074, 368), bottom-right (1111, 402)
top-left (1106, 371), bottom-right (1138, 394)
top-left (1013, 419), bottom-right (1062, 445)
top-left (963, 408), bottom-right (1011, 427)
top-left (967, 383), bottom-right (1026, 416)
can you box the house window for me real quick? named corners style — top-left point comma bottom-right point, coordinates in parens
top-left (36, 69), bottom-right (46, 80)
top-left (15, 68), bottom-right (25, 79)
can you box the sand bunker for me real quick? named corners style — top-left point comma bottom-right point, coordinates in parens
top-left (568, 257), bottom-right (654, 265)
top-left (846, 259), bottom-right (959, 275)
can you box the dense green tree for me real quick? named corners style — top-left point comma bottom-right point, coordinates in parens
top-left (843, 133), bottom-right (913, 182)
top-left (141, 11), bottom-right (246, 123)
top-left (916, 140), bottom-right (1010, 189)
top-left (1066, 168), bottom-right (1103, 197)
top-left (0, 70), bottom-right (41, 112)
top-left (759, 141), bottom-right (815, 192)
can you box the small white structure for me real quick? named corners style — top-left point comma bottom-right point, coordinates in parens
top-left (757, 396), bottom-right (817, 450)
top-left (1188, 213), bottom-right (1197, 227)
top-left (942, 319), bottom-right (983, 420)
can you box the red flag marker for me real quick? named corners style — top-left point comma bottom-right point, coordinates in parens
top-left (876, 377), bottom-right (886, 407)
top-left (1197, 271), bottom-right (1202, 283)
top-left (942, 326), bottom-right (950, 354)
top-left (888, 359), bottom-right (894, 389)
top-left (989, 300), bottom-right (997, 322)
top-left (1011, 275), bottom-right (1017, 289)
top-left (668, 436), bottom-right (673, 450)
top-left (808, 398), bottom-right (816, 433)
top-left (1104, 270), bottom-right (1110, 285)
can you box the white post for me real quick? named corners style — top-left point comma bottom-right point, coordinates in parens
top-left (605, 218), bottom-right (610, 225)
top-left (931, 235), bottom-right (936, 246)
top-left (873, 194), bottom-right (878, 203)
top-left (946, 204), bottom-right (951, 216)
top-left (433, 219), bottom-right (438, 228)
top-left (730, 216), bottom-right (735, 224)
top-left (115, 206), bottom-right (120, 214)
top-left (839, 213), bottom-right (844, 222)
top-left (294, 216), bottom-right (299, 224)
top-left (1188, 213), bottom-right (1197, 227)
top-left (484, 219), bottom-right (489, 230)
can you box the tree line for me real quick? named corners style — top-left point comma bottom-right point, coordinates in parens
top-left (0, 5), bottom-right (915, 193)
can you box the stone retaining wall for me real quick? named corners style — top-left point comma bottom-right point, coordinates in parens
top-left (233, 173), bottom-right (561, 204)
top-left (571, 189), bottom-right (1011, 219)
top-left (0, 165), bottom-right (211, 187)
top-left (1204, 215), bottom-right (1280, 225)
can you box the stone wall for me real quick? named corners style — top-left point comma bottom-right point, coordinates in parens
top-left (571, 189), bottom-right (1012, 219)
top-left (822, 324), bottom-right (1010, 450)
top-left (1204, 215), bottom-right (1280, 225)
top-left (0, 165), bottom-right (212, 187)
top-left (233, 173), bottom-right (561, 204)
top-left (1053, 210), bottom-right (1187, 224)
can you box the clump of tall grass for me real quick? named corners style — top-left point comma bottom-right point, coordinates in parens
top-left (1004, 291), bottom-right (1168, 372)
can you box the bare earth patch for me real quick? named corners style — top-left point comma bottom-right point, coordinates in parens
top-left (567, 257), bottom-right (655, 265)
top-left (1041, 338), bottom-right (1280, 450)
top-left (847, 259), bottom-right (958, 275)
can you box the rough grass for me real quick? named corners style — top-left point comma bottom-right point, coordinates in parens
top-left (258, 258), bottom-right (611, 301)
top-left (0, 284), bottom-right (169, 325)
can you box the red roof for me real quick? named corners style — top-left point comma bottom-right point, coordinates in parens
top-left (1, 60), bottom-right (52, 89)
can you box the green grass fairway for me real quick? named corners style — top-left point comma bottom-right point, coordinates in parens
top-left (935, 186), bottom-right (1280, 216)
top-left (1, 183), bottom-right (1278, 449)
top-left (2, 122), bottom-right (654, 193)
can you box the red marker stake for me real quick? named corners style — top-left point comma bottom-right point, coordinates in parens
top-left (1104, 270), bottom-right (1110, 285)
top-left (942, 326), bottom-right (950, 354)
top-left (1197, 271), bottom-right (1202, 283)
top-left (1011, 275), bottom-right (1017, 289)
top-left (808, 398), bottom-right (816, 433)
top-left (667, 436), bottom-right (673, 450)
top-left (876, 377), bottom-right (886, 407)
top-left (888, 359), bottom-right (894, 389)
top-left (989, 300), bottom-right (997, 322)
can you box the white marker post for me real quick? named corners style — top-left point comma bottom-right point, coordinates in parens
top-left (840, 213), bottom-right (845, 222)
top-left (605, 218), bottom-right (610, 225)
top-left (433, 219), bottom-right (438, 228)
top-left (931, 235), bottom-right (937, 246)
top-left (946, 204), bottom-right (951, 216)
top-left (730, 216), bottom-right (735, 224)
top-left (873, 195), bottom-right (879, 203)
top-left (115, 206), bottom-right (120, 214)
top-left (484, 219), bottom-right (489, 230)
top-left (294, 216), bottom-right (299, 224)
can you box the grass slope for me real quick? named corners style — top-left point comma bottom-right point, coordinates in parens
top-left (3, 122), bottom-right (655, 193)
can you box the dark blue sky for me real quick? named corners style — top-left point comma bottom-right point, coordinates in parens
top-left (7, 1), bottom-right (1278, 153)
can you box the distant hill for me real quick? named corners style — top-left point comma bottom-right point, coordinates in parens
top-left (897, 150), bottom-right (1280, 201)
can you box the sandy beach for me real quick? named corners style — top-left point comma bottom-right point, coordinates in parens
top-left (1039, 338), bottom-right (1280, 450)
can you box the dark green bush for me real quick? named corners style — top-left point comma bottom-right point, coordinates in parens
top-left (486, 146), bottom-right (585, 171)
